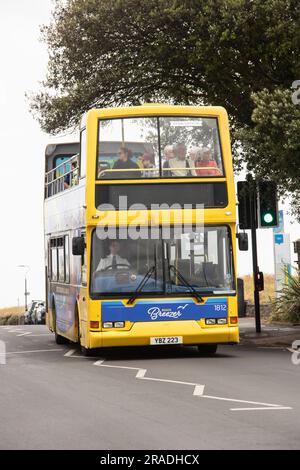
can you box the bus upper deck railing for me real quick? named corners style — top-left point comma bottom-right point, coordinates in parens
top-left (45, 158), bottom-right (223, 198)
top-left (97, 166), bottom-right (222, 178)
top-left (45, 154), bottom-right (79, 198)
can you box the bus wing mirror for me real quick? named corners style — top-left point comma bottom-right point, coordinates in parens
top-left (237, 232), bottom-right (248, 251)
top-left (72, 237), bottom-right (85, 256)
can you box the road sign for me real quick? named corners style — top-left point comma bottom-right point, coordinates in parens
top-left (274, 234), bottom-right (284, 245)
top-left (273, 210), bottom-right (284, 234)
top-left (273, 233), bottom-right (291, 297)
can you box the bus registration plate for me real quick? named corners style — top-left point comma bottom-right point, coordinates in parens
top-left (150, 336), bottom-right (183, 345)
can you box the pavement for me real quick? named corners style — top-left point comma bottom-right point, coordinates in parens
top-left (239, 317), bottom-right (300, 347)
top-left (0, 323), bottom-right (300, 450)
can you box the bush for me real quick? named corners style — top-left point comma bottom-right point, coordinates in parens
top-left (7, 315), bottom-right (24, 325)
top-left (0, 316), bottom-right (10, 326)
top-left (0, 314), bottom-right (24, 326)
top-left (271, 269), bottom-right (300, 323)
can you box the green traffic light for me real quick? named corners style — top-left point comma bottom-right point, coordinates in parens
top-left (263, 213), bottom-right (274, 224)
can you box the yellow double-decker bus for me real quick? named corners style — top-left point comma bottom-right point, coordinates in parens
top-left (44, 104), bottom-right (241, 355)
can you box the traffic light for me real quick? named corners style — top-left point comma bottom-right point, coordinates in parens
top-left (258, 181), bottom-right (278, 228)
top-left (237, 181), bottom-right (257, 230)
top-left (255, 271), bottom-right (264, 292)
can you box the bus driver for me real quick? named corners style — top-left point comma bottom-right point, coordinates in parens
top-left (97, 241), bottom-right (130, 271)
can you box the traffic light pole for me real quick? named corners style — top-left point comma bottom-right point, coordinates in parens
top-left (250, 190), bottom-right (261, 333)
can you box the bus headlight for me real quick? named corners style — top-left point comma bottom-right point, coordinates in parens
top-left (103, 321), bottom-right (125, 328)
top-left (205, 318), bottom-right (216, 325)
top-left (217, 318), bottom-right (227, 325)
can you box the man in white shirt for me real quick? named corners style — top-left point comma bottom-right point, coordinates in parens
top-left (97, 241), bottom-right (130, 271)
top-left (167, 143), bottom-right (191, 177)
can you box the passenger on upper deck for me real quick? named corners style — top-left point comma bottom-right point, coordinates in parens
top-left (140, 152), bottom-right (157, 178)
top-left (164, 145), bottom-right (175, 162)
top-left (111, 146), bottom-right (140, 178)
top-left (188, 146), bottom-right (201, 176)
top-left (71, 159), bottom-right (79, 186)
top-left (162, 144), bottom-right (175, 177)
top-left (164, 143), bottom-right (191, 177)
top-left (64, 158), bottom-right (79, 189)
top-left (195, 147), bottom-right (221, 176)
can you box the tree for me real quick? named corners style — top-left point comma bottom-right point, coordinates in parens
top-left (236, 88), bottom-right (300, 218)
top-left (30, 0), bottom-right (300, 215)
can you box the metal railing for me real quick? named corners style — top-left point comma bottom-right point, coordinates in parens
top-left (97, 166), bottom-right (222, 178)
top-left (45, 154), bottom-right (79, 198)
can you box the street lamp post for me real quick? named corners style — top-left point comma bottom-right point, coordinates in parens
top-left (17, 265), bottom-right (30, 311)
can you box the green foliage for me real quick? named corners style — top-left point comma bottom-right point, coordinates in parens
top-left (0, 314), bottom-right (24, 326)
top-left (29, 0), bottom-right (300, 215)
top-left (272, 269), bottom-right (300, 323)
top-left (236, 88), bottom-right (300, 218)
top-left (30, 0), bottom-right (300, 133)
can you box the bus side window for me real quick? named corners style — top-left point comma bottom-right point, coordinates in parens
top-left (50, 239), bottom-right (58, 282)
top-left (47, 241), bottom-right (52, 279)
top-left (49, 236), bottom-right (70, 284)
top-left (64, 235), bottom-right (70, 283)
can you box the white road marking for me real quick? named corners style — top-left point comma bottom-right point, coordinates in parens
top-left (64, 349), bottom-right (78, 357)
top-left (66, 350), bottom-right (292, 412)
top-left (8, 329), bottom-right (24, 333)
top-left (5, 349), bottom-right (63, 355)
top-left (136, 368), bottom-right (147, 378)
top-left (230, 406), bottom-right (292, 411)
top-left (201, 395), bottom-right (292, 411)
top-left (193, 385), bottom-right (205, 396)
top-left (29, 334), bottom-right (53, 337)
top-left (64, 349), bottom-right (99, 359)
top-left (17, 332), bottom-right (32, 337)
top-left (201, 394), bottom-right (292, 411)
top-left (93, 359), bottom-right (205, 396)
top-left (201, 394), bottom-right (281, 407)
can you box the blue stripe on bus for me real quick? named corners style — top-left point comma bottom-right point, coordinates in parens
top-left (101, 298), bottom-right (228, 323)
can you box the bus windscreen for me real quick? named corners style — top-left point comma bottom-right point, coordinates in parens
top-left (97, 116), bottom-right (223, 180)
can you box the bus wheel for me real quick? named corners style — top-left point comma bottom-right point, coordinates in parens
top-left (80, 346), bottom-right (93, 357)
top-left (197, 344), bottom-right (218, 355)
top-left (55, 331), bottom-right (68, 345)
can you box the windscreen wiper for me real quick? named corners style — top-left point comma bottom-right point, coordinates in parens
top-left (168, 264), bottom-right (204, 303)
top-left (127, 265), bottom-right (156, 305)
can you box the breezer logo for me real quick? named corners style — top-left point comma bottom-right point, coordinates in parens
top-left (147, 304), bottom-right (188, 320)
top-left (145, 454), bottom-right (200, 465)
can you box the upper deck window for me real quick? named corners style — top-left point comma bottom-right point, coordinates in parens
top-left (97, 116), bottom-right (223, 180)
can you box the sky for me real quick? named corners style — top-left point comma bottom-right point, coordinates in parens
top-left (0, 0), bottom-right (299, 308)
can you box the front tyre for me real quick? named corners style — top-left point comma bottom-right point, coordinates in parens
top-left (81, 346), bottom-right (94, 357)
top-left (55, 331), bottom-right (69, 345)
top-left (197, 344), bottom-right (218, 355)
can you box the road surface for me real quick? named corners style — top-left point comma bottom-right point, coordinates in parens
top-left (0, 324), bottom-right (299, 450)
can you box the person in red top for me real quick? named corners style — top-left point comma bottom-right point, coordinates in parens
top-left (195, 147), bottom-right (221, 176)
